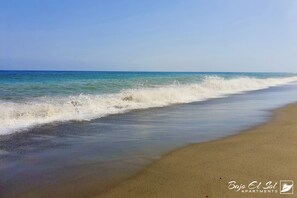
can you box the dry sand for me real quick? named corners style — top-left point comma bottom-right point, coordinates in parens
top-left (96, 103), bottom-right (297, 198)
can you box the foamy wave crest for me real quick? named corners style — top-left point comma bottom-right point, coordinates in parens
top-left (1, 76), bottom-right (297, 135)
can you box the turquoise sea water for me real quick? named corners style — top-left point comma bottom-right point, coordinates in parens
top-left (0, 71), bottom-right (295, 99)
top-left (0, 71), bottom-right (297, 135)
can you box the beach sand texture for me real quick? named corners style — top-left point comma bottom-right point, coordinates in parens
top-left (98, 103), bottom-right (297, 198)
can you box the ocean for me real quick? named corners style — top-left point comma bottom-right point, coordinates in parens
top-left (1, 71), bottom-right (297, 197)
top-left (1, 71), bottom-right (296, 135)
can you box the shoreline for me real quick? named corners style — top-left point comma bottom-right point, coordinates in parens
top-left (97, 103), bottom-right (297, 197)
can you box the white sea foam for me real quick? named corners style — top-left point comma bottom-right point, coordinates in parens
top-left (1, 76), bottom-right (297, 135)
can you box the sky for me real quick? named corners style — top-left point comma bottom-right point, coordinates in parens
top-left (0, 0), bottom-right (297, 72)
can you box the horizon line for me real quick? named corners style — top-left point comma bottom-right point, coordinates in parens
top-left (0, 69), bottom-right (295, 74)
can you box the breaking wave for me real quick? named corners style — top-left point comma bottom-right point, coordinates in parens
top-left (1, 76), bottom-right (297, 135)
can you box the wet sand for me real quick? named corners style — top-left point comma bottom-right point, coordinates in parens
top-left (97, 103), bottom-right (297, 197)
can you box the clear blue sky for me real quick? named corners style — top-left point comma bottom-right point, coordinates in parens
top-left (0, 0), bottom-right (296, 72)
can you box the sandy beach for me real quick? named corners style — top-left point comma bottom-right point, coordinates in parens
top-left (97, 103), bottom-right (297, 198)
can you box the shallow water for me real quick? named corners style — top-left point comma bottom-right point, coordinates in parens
top-left (1, 80), bottom-right (297, 197)
top-left (1, 71), bottom-right (296, 135)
